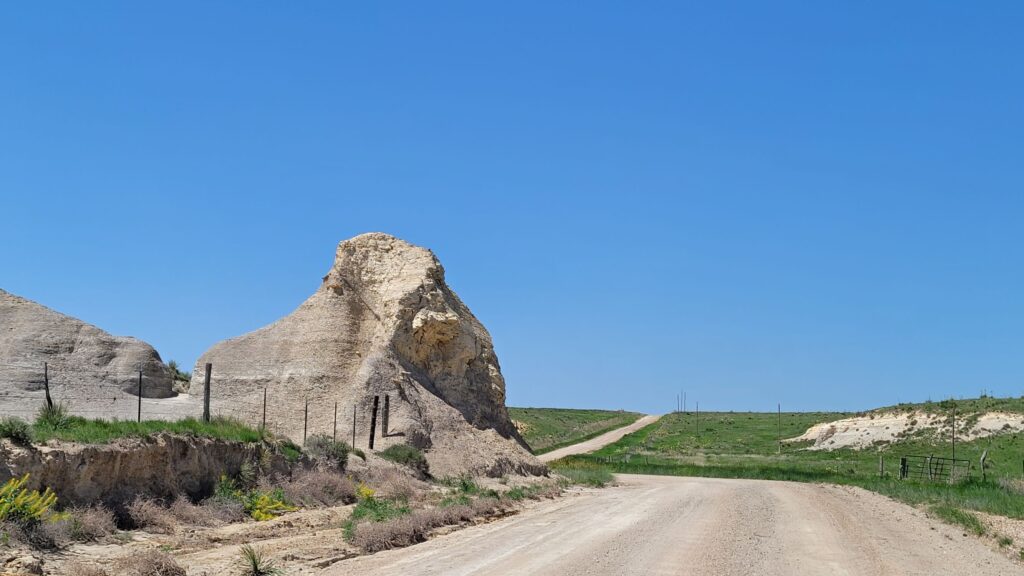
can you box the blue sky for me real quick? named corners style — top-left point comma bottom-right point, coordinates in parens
top-left (2, 3), bottom-right (1021, 413)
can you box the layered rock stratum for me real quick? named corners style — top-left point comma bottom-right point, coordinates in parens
top-left (190, 233), bottom-right (542, 477)
top-left (0, 289), bottom-right (173, 397)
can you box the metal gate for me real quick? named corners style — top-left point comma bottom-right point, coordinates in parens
top-left (899, 455), bottom-right (970, 482)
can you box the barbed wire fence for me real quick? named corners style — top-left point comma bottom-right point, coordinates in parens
top-left (0, 360), bottom-right (394, 450)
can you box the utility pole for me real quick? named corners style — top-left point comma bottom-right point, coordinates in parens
top-left (952, 404), bottom-right (956, 461)
top-left (696, 401), bottom-right (700, 437)
top-left (777, 403), bottom-right (782, 455)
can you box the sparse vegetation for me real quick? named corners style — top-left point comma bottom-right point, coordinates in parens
top-left (239, 543), bottom-right (283, 576)
top-left (548, 459), bottom-right (614, 487)
top-left (509, 407), bottom-right (643, 454)
top-left (378, 443), bottom-right (429, 476)
top-left (30, 415), bottom-right (266, 445)
top-left (930, 504), bottom-right (986, 535)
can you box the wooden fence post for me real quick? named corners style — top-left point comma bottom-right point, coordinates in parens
top-left (137, 370), bottom-right (143, 423)
top-left (202, 363), bottom-right (212, 422)
top-left (383, 394), bottom-right (390, 436)
top-left (369, 395), bottom-right (380, 450)
top-left (352, 405), bottom-right (357, 448)
top-left (43, 362), bottom-right (54, 410)
top-left (262, 388), bottom-right (267, 430)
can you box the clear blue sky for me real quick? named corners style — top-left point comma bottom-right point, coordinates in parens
top-left (2, 3), bottom-right (1022, 413)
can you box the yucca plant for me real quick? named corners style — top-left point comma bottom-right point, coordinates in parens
top-left (239, 544), bottom-right (282, 576)
top-left (0, 474), bottom-right (58, 525)
top-left (36, 401), bottom-right (71, 431)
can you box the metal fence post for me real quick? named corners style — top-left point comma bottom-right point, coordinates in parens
top-left (202, 363), bottom-right (212, 422)
top-left (303, 399), bottom-right (309, 445)
top-left (333, 401), bottom-right (338, 442)
top-left (262, 388), bottom-right (267, 430)
top-left (383, 394), bottom-right (390, 436)
top-left (352, 405), bottom-right (356, 447)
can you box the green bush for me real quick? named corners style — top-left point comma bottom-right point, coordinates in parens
top-left (0, 417), bottom-right (33, 445)
top-left (378, 444), bottom-right (429, 476)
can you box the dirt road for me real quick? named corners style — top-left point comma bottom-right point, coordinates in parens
top-left (539, 414), bottom-right (661, 462)
top-left (323, 474), bottom-right (1022, 576)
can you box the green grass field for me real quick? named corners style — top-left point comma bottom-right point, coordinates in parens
top-left (508, 407), bottom-right (642, 454)
top-left (554, 401), bottom-right (1024, 521)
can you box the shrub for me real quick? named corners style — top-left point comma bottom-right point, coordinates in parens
top-left (213, 475), bottom-right (296, 521)
top-left (244, 490), bottom-right (297, 521)
top-left (127, 497), bottom-right (177, 534)
top-left (238, 543), bottom-right (283, 576)
top-left (68, 505), bottom-right (116, 541)
top-left (201, 495), bottom-right (247, 524)
top-left (304, 434), bottom-right (353, 470)
top-left (549, 461), bottom-right (613, 487)
top-left (35, 401), bottom-right (71, 431)
top-left (0, 474), bottom-right (57, 525)
top-left (169, 497), bottom-right (219, 527)
top-left (279, 469), bottom-right (356, 507)
top-left (0, 417), bottom-right (33, 445)
top-left (365, 467), bottom-right (425, 502)
top-left (113, 549), bottom-right (186, 576)
top-left (378, 444), bottom-right (429, 476)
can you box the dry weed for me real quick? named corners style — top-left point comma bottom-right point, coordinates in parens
top-left (280, 469), bottom-right (356, 507)
top-left (113, 549), bottom-right (186, 576)
top-left (127, 497), bottom-right (177, 534)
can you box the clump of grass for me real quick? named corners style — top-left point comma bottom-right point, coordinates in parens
top-left (930, 504), bottom-right (986, 536)
top-left (0, 417), bottom-right (33, 445)
top-left (304, 434), bottom-right (354, 470)
top-left (238, 544), bottom-right (282, 576)
top-left (113, 549), bottom-right (186, 576)
top-left (998, 534), bottom-right (1013, 547)
top-left (36, 401), bottom-right (71, 431)
top-left (378, 444), bottom-right (429, 476)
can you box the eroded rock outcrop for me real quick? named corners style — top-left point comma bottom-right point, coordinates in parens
top-left (0, 289), bottom-right (173, 398)
top-left (190, 233), bottom-right (542, 477)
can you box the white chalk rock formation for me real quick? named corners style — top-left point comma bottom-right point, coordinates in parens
top-left (190, 233), bottom-right (542, 477)
top-left (0, 289), bottom-right (173, 398)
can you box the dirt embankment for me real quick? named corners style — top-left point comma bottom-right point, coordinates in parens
top-left (0, 435), bottom-right (304, 508)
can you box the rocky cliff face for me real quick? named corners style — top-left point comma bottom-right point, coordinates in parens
top-left (0, 290), bottom-right (173, 398)
top-left (191, 233), bottom-right (541, 477)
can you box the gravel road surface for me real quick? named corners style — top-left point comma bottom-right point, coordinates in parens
top-left (323, 474), bottom-right (1022, 576)
top-left (539, 414), bottom-right (661, 463)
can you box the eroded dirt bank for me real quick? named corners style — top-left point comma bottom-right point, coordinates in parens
top-left (0, 435), bottom-right (302, 508)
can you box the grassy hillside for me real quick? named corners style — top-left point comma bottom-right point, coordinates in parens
top-left (508, 407), bottom-right (643, 454)
top-left (550, 401), bottom-right (1024, 525)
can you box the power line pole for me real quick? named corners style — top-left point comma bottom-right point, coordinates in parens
top-left (777, 403), bottom-right (782, 455)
